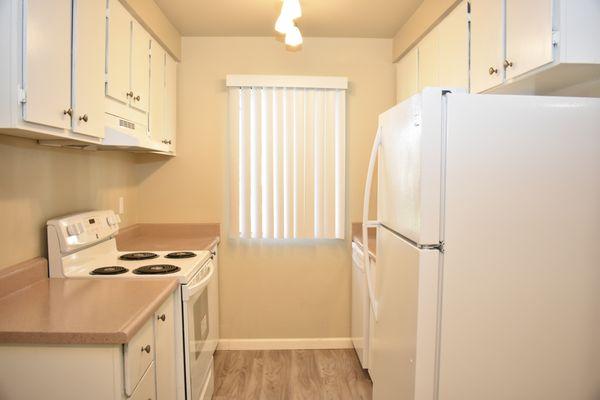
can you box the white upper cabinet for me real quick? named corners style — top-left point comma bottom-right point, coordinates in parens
top-left (473, 0), bottom-right (600, 94)
top-left (417, 28), bottom-right (440, 91)
top-left (396, 0), bottom-right (469, 102)
top-left (130, 20), bottom-right (151, 113)
top-left (72, 0), bottom-right (106, 138)
top-left (505, 0), bottom-right (554, 80)
top-left (470, 0), bottom-right (504, 93)
top-left (438, 0), bottom-right (469, 90)
top-left (22, 0), bottom-right (72, 130)
top-left (395, 48), bottom-right (419, 103)
top-left (149, 42), bottom-right (166, 144)
top-left (164, 54), bottom-right (177, 151)
top-left (106, 0), bottom-right (131, 104)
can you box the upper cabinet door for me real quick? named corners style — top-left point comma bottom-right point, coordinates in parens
top-left (149, 41), bottom-right (165, 143)
top-left (22, 0), bottom-right (71, 129)
top-left (72, 0), bottom-right (106, 138)
top-left (438, 0), bottom-right (469, 91)
top-left (106, 0), bottom-right (131, 104)
top-left (470, 0), bottom-right (504, 93)
top-left (396, 48), bottom-right (419, 103)
top-left (505, 0), bottom-right (554, 80)
top-left (164, 54), bottom-right (177, 149)
top-left (130, 20), bottom-right (150, 113)
top-left (417, 28), bottom-right (440, 92)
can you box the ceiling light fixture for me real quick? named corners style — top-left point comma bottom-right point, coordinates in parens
top-left (275, 0), bottom-right (303, 47)
top-left (281, 0), bottom-right (301, 20)
top-left (275, 13), bottom-right (294, 34)
top-left (285, 25), bottom-right (303, 47)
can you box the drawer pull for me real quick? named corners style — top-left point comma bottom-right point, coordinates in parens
top-left (79, 114), bottom-right (88, 122)
top-left (63, 108), bottom-right (72, 116)
top-left (488, 66), bottom-right (498, 75)
top-left (141, 345), bottom-right (151, 354)
top-left (157, 313), bottom-right (166, 322)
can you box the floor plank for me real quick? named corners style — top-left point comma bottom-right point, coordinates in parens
top-left (214, 349), bottom-right (372, 400)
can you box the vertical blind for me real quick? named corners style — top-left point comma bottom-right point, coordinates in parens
top-left (227, 75), bottom-right (347, 240)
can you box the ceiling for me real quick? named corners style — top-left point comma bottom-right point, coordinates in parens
top-left (154, 0), bottom-right (424, 38)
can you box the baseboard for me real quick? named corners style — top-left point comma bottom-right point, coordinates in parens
top-left (217, 337), bottom-right (353, 351)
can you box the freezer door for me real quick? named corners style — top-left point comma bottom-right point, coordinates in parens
top-left (438, 94), bottom-right (600, 399)
top-left (377, 88), bottom-right (445, 246)
top-left (371, 226), bottom-right (441, 400)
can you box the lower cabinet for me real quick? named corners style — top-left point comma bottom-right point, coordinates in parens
top-left (0, 292), bottom-right (178, 400)
top-left (154, 293), bottom-right (178, 399)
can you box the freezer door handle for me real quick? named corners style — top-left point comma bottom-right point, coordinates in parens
top-left (362, 126), bottom-right (382, 321)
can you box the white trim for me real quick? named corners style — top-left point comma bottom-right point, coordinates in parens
top-left (226, 75), bottom-right (348, 90)
top-left (216, 337), bottom-right (353, 351)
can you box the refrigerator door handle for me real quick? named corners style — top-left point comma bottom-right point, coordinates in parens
top-left (362, 126), bottom-right (382, 321)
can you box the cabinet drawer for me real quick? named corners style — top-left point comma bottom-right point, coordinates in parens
top-left (130, 363), bottom-right (156, 400)
top-left (124, 319), bottom-right (154, 396)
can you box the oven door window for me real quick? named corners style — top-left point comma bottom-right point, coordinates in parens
top-left (185, 273), bottom-right (213, 400)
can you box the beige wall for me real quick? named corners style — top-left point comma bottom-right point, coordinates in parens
top-left (393, 0), bottom-right (461, 61)
top-left (0, 136), bottom-right (139, 269)
top-left (136, 37), bottom-right (395, 339)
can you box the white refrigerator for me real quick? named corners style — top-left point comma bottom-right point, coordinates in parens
top-left (361, 88), bottom-right (600, 400)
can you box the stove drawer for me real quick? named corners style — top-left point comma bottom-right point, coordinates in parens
top-left (124, 319), bottom-right (154, 396)
top-left (130, 362), bottom-right (156, 400)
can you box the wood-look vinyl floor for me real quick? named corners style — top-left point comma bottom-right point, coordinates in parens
top-left (213, 349), bottom-right (373, 400)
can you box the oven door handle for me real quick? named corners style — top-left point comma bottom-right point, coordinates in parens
top-left (182, 261), bottom-right (215, 301)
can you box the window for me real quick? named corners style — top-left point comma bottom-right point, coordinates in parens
top-left (227, 75), bottom-right (347, 240)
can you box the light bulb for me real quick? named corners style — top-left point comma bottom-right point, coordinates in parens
top-left (281, 0), bottom-right (302, 20)
top-left (275, 13), bottom-right (294, 34)
top-left (285, 25), bottom-right (303, 47)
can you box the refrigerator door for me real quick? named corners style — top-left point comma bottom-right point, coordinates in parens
top-left (438, 94), bottom-right (600, 399)
top-left (371, 226), bottom-right (441, 400)
top-left (377, 88), bottom-right (446, 246)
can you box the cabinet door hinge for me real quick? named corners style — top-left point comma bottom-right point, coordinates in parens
top-left (17, 85), bottom-right (27, 104)
top-left (552, 30), bottom-right (560, 47)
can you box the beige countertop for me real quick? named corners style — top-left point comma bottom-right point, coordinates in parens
top-left (352, 223), bottom-right (377, 261)
top-left (0, 258), bottom-right (178, 345)
top-left (116, 223), bottom-right (220, 252)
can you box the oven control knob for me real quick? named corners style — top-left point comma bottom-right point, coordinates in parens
top-left (106, 215), bottom-right (117, 226)
top-left (66, 224), bottom-right (78, 236)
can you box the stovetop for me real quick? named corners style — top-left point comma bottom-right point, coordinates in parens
top-left (61, 247), bottom-right (211, 284)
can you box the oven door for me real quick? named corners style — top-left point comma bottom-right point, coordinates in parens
top-left (182, 258), bottom-right (216, 400)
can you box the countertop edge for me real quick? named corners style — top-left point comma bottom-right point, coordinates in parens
top-left (0, 278), bottom-right (180, 346)
top-left (118, 278), bottom-right (180, 344)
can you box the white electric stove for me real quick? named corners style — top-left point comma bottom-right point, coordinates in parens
top-left (47, 210), bottom-right (218, 400)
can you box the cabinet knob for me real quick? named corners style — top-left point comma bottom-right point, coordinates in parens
top-left (63, 108), bottom-right (73, 117)
top-left (78, 114), bottom-right (88, 122)
top-left (157, 313), bottom-right (166, 322)
top-left (126, 91), bottom-right (134, 98)
top-left (141, 345), bottom-right (151, 354)
top-left (488, 66), bottom-right (498, 75)
top-left (503, 59), bottom-right (513, 69)
top-left (134, 95), bottom-right (141, 101)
